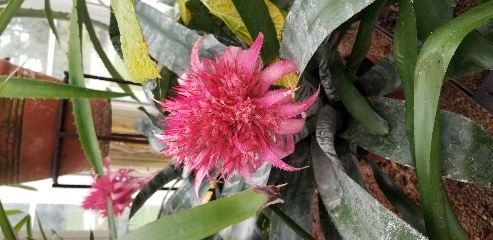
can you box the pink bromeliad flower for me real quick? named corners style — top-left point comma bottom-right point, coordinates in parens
top-left (160, 33), bottom-right (319, 194)
top-left (82, 158), bottom-right (154, 217)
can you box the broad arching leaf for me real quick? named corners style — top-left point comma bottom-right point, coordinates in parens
top-left (413, 2), bottom-right (493, 237)
top-left (111, 0), bottom-right (160, 82)
top-left (120, 187), bottom-right (282, 240)
top-left (280, 0), bottom-right (375, 74)
top-left (313, 105), bottom-right (425, 239)
top-left (135, 1), bottom-right (225, 75)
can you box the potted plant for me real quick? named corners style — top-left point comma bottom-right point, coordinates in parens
top-left (0, 0), bottom-right (492, 239)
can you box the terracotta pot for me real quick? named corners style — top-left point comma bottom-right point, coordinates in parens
top-left (0, 59), bottom-right (111, 185)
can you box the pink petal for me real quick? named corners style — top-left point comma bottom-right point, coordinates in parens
top-left (190, 38), bottom-right (203, 72)
top-left (238, 164), bottom-right (254, 183)
top-left (258, 137), bottom-right (303, 171)
top-left (265, 89), bottom-right (295, 105)
top-left (277, 87), bottom-right (320, 118)
top-left (194, 166), bottom-right (208, 197)
top-left (241, 33), bottom-right (263, 76)
top-left (253, 88), bottom-right (297, 108)
top-left (276, 118), bottom-right (305, 134)
top-left (222, 46), bottom-right (243, 69)
top-left (256, 60), bottom-right (298, 95)
top-left (266, 133), bottom-right (294, 159)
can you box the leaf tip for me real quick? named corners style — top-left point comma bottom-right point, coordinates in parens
top-left (254, 184), bottom-right (284, 212)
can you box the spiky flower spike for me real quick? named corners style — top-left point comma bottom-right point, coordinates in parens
top-left (82, 158), bottom-right (154, 217)
top-left (160, 33), bottom-right (319, 194)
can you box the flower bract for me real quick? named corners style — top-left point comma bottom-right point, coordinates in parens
top-left (82, 158), bottom-right (154, 217)
top-left (160, 33), bottom-right (319, 194)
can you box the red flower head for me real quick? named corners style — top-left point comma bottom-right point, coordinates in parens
top-left (82, 158), bottom-right (154, 217)
top-left (160, 33), bottom-right (319, 194)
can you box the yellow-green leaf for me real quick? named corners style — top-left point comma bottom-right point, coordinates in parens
top-left (201, 0), bottom-right (284, 45)
top-left (111, 0), bottom-right (161, 83)
top-left (177, 0), bottom-right (192, 25)
top-left (267, 0), bottom-right (284, 42)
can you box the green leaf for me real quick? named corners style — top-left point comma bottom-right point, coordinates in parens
top-left (345, 0), bottom-right (386, 78)
top-left (136, 106), bottom-right (163, 130)
top-left (129, 164), bottom-right (182, 219)
top-left (0, 0), bottom-right (24, 36)
top-left (267, 138), bottom-right (315, 240)
top-left (231, 0), bottom-right (279, 63)
top-left (312, 105), bottom-right (425, 239)
top-left (0, 200), bottom-right (18, 240)
top-left (413, 0), bottom-right (453, 40)
top-left (111, 0), bottom-right (161, 83)
top-left (0, 61), bottom-right (22, 93)
top-left (363, 155), bottom-right (426, 234)
top-left (357, 54), bottom-right (402, 97)
top-left (119, 186), bottom-right (279, 240)
top-left (135, 1), bottom-right (225, 75)
top-left (334, 140), bottom-right (367, 189)
top-left (340, 97), bottom-right (493, 189)
top-left (393, 0), bottom-right (417, 162)
top-left (5, 210), bottom-right (22, 216)
top-left (201, 0), bottom-right (284, 50)
top-left (68, 0), bottom-right (103, 175)
top-left (177, 0), bottom-right (192, 25)
top-left (185, 0), bottom-right (220, 35)
top-left (268, 0), bottom-right (294, 10)
top-left (44, 0), bottom-right (62, 47)
top-left (185, 0), bottom-right (241, 47)
top-left (446, 51), bottom-right (487, 79)
top-left (331, 56), bottom-right (389, 135)
top-left (0, 76), bottom-right (128, 99)
top-left (280, 0), bottom-right (375, 74)
top-left (269, 205), bottom-right (315, 240)
top-left (147, 65), bottom-right (177, 109)
top-left (318, 37), bottom-right (339, 103)
top-left (219, 163), bottom-right (271, 240)
top-left (318, 200), bottom-right (343, 240)
top-left (0, 7), bottom-right (108, 30)
top-left (35, 211), bottom-right (48, 240)
top-left (7, 184), bottom-right (37, 191)
top-left (159, 176), bottom-right (213, 218)
top-left (13, 215), bottom-right (29, 232)
top-left (455, 30), bottom-right (493, 70)
top-left (109, 10), bottom-right (123, 59)
top-left (413, 2), bottom-right (493, 238)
